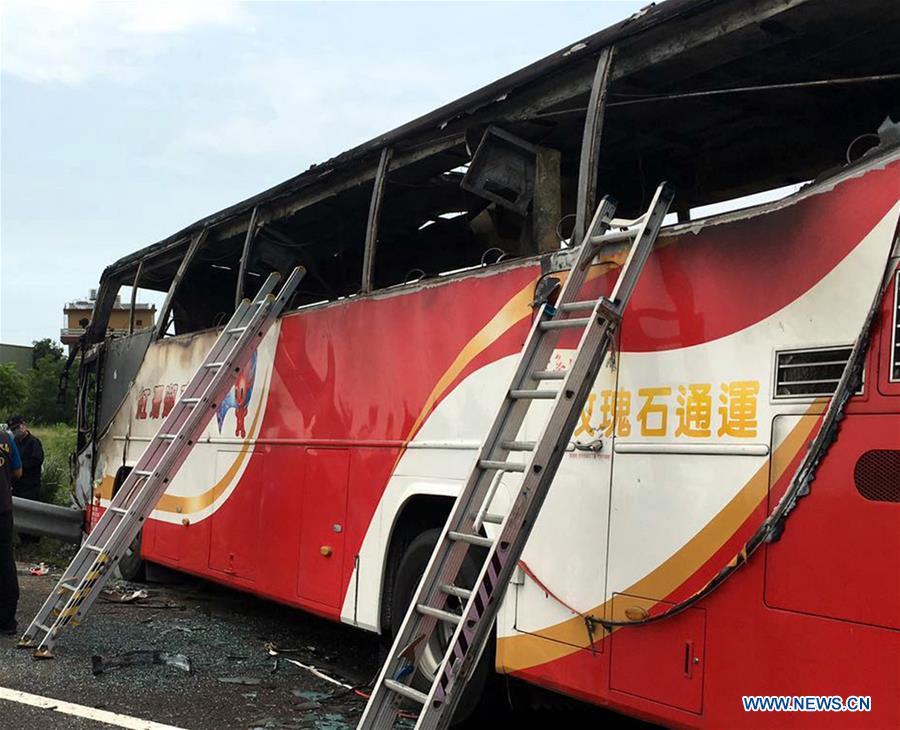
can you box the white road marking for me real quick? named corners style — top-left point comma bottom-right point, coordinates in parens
top-left (0, 686), bottom-right (185, 729)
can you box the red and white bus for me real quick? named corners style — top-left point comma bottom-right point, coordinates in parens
top-left (72, 2), bottom-right (899, 727)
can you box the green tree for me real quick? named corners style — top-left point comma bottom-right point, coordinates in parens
top-left (23, 355), bottom-right (77, 425)
top-left (0, 363), bottom-right (27, 419)
top-left (31, 338), bottom-right (64, 368)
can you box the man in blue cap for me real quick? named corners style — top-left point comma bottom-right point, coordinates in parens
top-left (0, 427), bottom-right (23, 635)
top-left (7, 416), bottom-right (43, 502)
top-left (7, 415), bottom-right (43, 547)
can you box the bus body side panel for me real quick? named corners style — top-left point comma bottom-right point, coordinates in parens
top-left (95, 262), bottom-right (541, 620)
top-left (87, 155), bottom-right (900, 728)
top-left (497, 159), bottom-right (900, 728)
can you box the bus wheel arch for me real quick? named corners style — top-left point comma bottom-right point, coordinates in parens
top-left (380, 494), bottom-right (454, 637)
top-left (380, 495), bottom-right (495, 723)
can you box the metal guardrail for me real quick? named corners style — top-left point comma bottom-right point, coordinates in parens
top-left (12, 496), bottom-right (83, 544)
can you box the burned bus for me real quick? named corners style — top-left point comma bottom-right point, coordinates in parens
top-left (71, 1), bottom-right (899, 727)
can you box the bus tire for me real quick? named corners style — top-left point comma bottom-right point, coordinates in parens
top-left (110, 465), bottom-right (146, 581)
top-left (116, 530), bottom-right (146, 581)
top-left (387, 527), bottom-right (493, 724)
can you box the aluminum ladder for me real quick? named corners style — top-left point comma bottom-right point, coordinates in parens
top-left (19, 267), bottom-right (305, 658)
top-left (359, 183), bottom-right (674, 730)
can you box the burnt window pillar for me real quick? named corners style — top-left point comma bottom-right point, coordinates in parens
top-left (574, 45), bottom-right (616, 245)
top-left (155, 229), bottom-right (207, 340)
top-left (534, 147), bottom-right (562, 253)
top-left (128, 260), bottom-right (143, 335)
top-left (361, 147), bottom-right (393, 294)
top-left (235, 206), bottom-right (260, 308)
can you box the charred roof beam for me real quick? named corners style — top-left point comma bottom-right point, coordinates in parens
top-left (490, 0), bottom-right (815, 125)
top-left (217, 134), bottom-right (465, 244)
top-left (102, 0), bottom-right (818, 282)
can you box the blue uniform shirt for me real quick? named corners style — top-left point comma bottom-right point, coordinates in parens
top-left (0, 432), bottom-right (22, 513)
top-left (6, 434), bottom-right (21, 470)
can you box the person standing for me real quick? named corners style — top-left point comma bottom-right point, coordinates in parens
top-left (7, 416), bottom-right (43, 502)
top-left (1, 428), bottom-right (23, 635)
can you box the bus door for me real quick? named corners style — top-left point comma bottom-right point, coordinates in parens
top-left (511, 319), bottom-right (618, 653)
top-left (604, 248), bottom-right (769, 713)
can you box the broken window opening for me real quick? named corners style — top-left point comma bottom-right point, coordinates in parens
top-left (93, 233), bottom-right (243, 341)
top-left (116, 284), bottom-right (163, 335)
top-left (369, 125), bottom-right (575, 289)
top-left (170, 236), bottom-right (244, 334)
top-left (689, 182), bottom-right (809, 221)
top-left (250, 182), bottom-right (373, 307)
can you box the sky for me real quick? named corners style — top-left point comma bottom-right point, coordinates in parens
top-left (0, 1), bottom-right (648, 346)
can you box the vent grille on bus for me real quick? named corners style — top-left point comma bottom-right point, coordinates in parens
top-left (774, 346), bottom-right (854, 398)
top-left (891, 272), bottom-right (899, 382)
top-left (854, 450), bottom-right (900, 503)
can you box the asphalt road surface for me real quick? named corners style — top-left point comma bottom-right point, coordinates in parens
top-left (1, 563), bottom-right (656, 729)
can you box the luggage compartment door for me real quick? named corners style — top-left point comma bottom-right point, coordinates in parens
top-left (297, 448), bottom-right (350, 610)
top-left (610, 593), bottom-right (706, 714)
top-left (209, 447), bottom-right (260, 581)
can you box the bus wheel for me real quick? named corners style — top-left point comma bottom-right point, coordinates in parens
top-left (110, 465), bottom-right (145, 581)
top-left (387, 527), bottom-right (493, 724)
top-left (116, 530), bottom-right (146, 581)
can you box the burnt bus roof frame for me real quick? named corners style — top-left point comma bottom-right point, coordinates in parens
top-left (84, 0), bottom-right (900, 347)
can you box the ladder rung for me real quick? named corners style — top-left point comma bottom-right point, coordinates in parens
top-left (181, 397), bottom-right (201, 404)
top-left (384, 679), bottom-right (428, 705)
top-left (59, 583), bottom-right (77, 592)
top-left (448, 531), bottom-right (493, 549)
top-left (480, 512), bottom-right (504, 525)
top-left (416, 604), bottom-right (461, 625)
top-left (501, 440), bottom-right (535, 452)
top-left (133, 470), bottom-right (153, 477)
top-left (157, 434), bottom-right (176, 440)
top-left (540, 317), bottom-right (590, 331)
top-left (560, 300), bottom-right (598, 313)
top-left (532, 369), bottom-right (566, 380)
top-left (509, 389), bottom-right (556, 400)
top-left (36, 623), bottom-right (53, 634)
top-left (108, 507), bottom-right (128, 515)
top-left (85, 545), bottom-right (104, 553)
top-left (204, 362), bottom-right (226, 368)
top-left (228, 326), bottom-right (248, 334)
top-left (439, 584), bottom-right (472, 600)
top-left (479, 460), bottom-right (525, 472)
